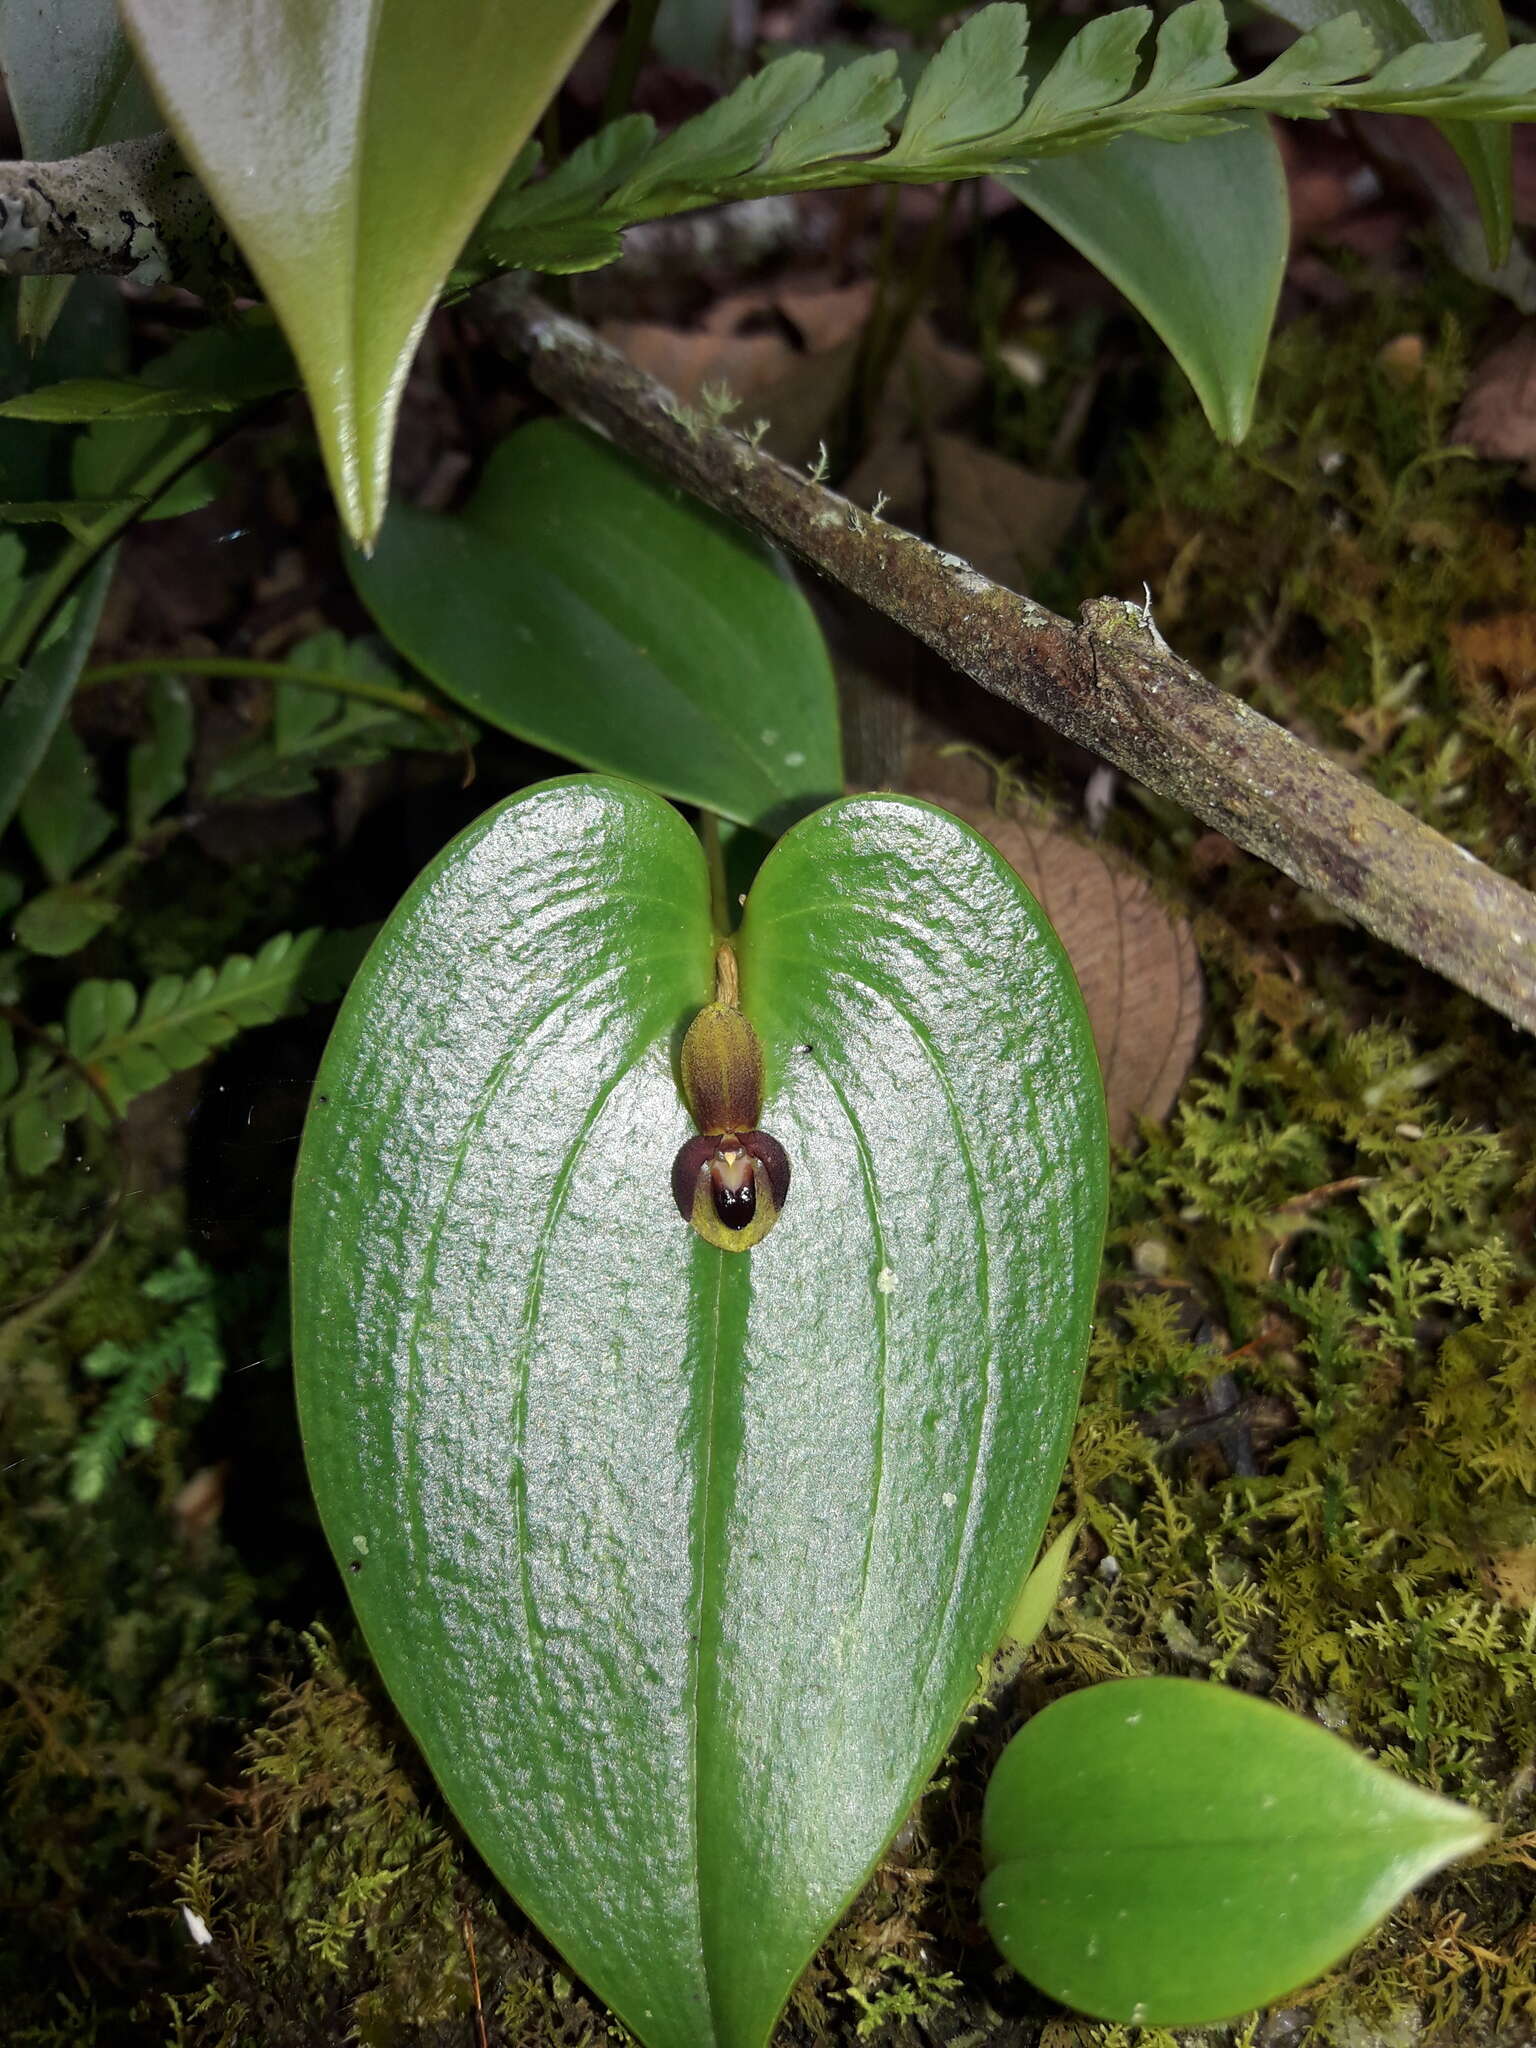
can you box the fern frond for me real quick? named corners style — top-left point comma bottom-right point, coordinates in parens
top-left (472, 2), bottom-right (1536, 279)
top-left (0, 925), bottom-right (373, 1175)
top-left (71, 1250), bottom-right (225, 1501)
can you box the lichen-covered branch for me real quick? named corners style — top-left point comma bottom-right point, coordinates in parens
top-left (0, 133), bottom-right (238, 289)
top-left (488, 281), bottom-right (1536, 1037)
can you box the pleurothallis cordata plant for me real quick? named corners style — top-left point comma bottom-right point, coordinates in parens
top-left (0, 0), bottom-right (1516, 2038)
top-left (290, 775), bottom-right (1114, 2048)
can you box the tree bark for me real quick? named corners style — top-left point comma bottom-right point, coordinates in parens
top-left (486, 281), bottom-right (1536, 1038)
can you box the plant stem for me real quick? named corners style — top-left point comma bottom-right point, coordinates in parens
top-left (699, 810), bottom-right (732, 939)
top-left (0, 424), bottom-right (222, 672)
top-left (488, 285), bottom-right (1536, 1037)
top-left (80, 655), bottom-right (450, 726)
top-left (603, 0), bottom-right (663, 123)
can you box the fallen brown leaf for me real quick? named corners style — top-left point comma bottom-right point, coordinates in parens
top-left (604, 287), bottom-right (986, 472)
top-left (913, 780), bottom-right (1204, 1143)
top-left (1453, 324), bottom-right (1536, 473)
top-left (1451, 611), bottom-right (1536, 691)
top-left (930, 431), bottom-right (1086, 591)
top-left (1485, 1545), bottom-right (1536, 1611)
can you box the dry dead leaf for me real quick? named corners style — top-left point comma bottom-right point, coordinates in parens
top-left (1450, 612), bottom-right (1536, 691)
top-left (912, 772), bottom-right (1203, 1142)
top-left (1485, 1546), bottom-right (1536, 1610)
top-left (1454, 326), bottom-right (1536, 473)
top-left (930, 432), bottom-right (1086, 591)
top-left (605, 288), bottom-right (987, 473)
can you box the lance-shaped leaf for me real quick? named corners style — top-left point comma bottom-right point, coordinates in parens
top-left (118, 0), bottom-right (610, 545)
top-left (1003, 114), bottom-right (1287, 442)
top-left (292, 777), bottom-right (1106, 2048)
top-left (981, 1676), bottom-right (1492, 2026)
top-left (350, 421), bottom-right (842, 831)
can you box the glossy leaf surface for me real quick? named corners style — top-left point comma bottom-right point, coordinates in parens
top-left (118, 0), bottom-right (609, 544)
top-left (1004, 115), bottom-right (1287, 443)
top-left (981, 1676), bottom-right (1492, 2026)
top-left (293, 777), bottom-right (1106, 2048)
top-left (351, 422), bottom-right (842, 830)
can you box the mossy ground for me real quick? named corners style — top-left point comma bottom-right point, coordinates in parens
top-left (4, 275), bottom-right (1535, 2046)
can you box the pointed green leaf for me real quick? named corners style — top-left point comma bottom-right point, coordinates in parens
top-left (118, 0), bottom-right (611, 545)
top-left (293, 776), bottom-right (1107, 2048)
top-left (1012, 9), bottom-right (1152, 141)
top-left (1002, 1513), bottom-right (1083, 1652)
top-left (759, 51), bottom-right (906, 174)
top-left (0, 549), bottom-right (116, 843)
top-left (981, 1676), bottom-right (1492, 2027)
top-left (885, 4), bottom-right (1031, 165)
top-left (350, 421), bottom-right (842, 831)
top-left (126, 675), bottom-right (194, 838)
top-left (1003, 115), bottom-right (1287, 442)
top-left (13, 883), bottom-right (119, 957)
top-left (1254, 0), bottom-right (1513, 259)
top-left (484, 115), bottom-right (657, 245)
top-left (1137, 0), bottom-right (1240, 101)
top-left (1243, 12), bottom-right (1382, 111)
top-left (613, 52), bottom-right (827, 209)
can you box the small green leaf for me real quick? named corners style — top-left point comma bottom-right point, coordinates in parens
top-left (9, 1092), bottom-right (64, 1176)
top-left (980, 1676), bottom-right (1493, 2027)
top-left (758, 51), bottom-right (906, 174)
top-left (350, 421), bottom-right (842, 830)
top-left (18, 719), bottom-right (114, 885)
top-left (0, 380), bottom-right (250, 423)
top-left (126, 675), bottom-right (193, 838)
top-left (1012, 10), bottom-right (1153, 141)
top-left (1244, 12), bottom-right (1381, 110)
top-left (13, 884), bottom-right (119, 958)
top-left (0, 548), bottom-right (116, 841)
top-left (886, 4), bottom-right (1031, 164)
top-left (1354, 30), bottom-right (1486, 91)
top-left (614, 52), bottom-right (827, 207)
top-left (1002, 1513), bottom-right (1082, 1652)
top-left (487, 115), bottom-right (657, 233)
top-left (1003, 115), bottom-right (1287, 442)
top-left (119, 0), bottom-right (612, 545)
top-left (479, 219), bottom-right (625, 278)
top-left (1136, 0), bottom-right (1239, 102)
top-left (294, 776), bottom-right (1107, 2048)
top-left (208, 632), bottom-right (460, 803)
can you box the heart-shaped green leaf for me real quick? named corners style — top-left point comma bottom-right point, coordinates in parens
top-left (350, 422), bottom-right (842, 831)
top-left (980, 1676), bottom-right (1492, 2027)
top-left (293, 776), bottom-right (1105, 2048)
top-left (118, 0), bottom-right (610, 545)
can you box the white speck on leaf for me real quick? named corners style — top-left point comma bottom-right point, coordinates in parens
top-left (182, 1906), bottom-right (213, 1946)
top-left (352, 1534), bottom-right (369, 1555)
top-left (942, 1491), bottom-right (957, 1508)
top-left (876, 1266), bottom-right (898, 1293)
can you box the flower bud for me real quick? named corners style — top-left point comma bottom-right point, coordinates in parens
top-left (680, 1000), bottom-right (763, 1136)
